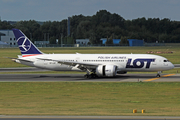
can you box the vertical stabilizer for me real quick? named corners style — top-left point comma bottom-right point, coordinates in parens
top-left (12, 29), bottom-right (43, 57)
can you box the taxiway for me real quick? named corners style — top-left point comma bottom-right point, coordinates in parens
top-left (0, 73), bottom-right (179, 82)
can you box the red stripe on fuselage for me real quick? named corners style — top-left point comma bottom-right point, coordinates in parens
top-left (22, 54), bottom-right (42, 57)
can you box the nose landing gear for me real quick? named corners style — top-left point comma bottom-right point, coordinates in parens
top-left (156, 71), bottom-right (162, 77)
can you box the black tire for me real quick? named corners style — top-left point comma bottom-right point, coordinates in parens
top-left (156, 74), bottom-right (161, 77)
top-left (88, 75), bottom-right (92, 79)
top-left (84, 74), bottom-right (88, 78)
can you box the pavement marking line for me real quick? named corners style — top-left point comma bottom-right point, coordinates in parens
top-left (144, 77), bottom-right (160, 82)
top-left (162, 74), bottom-right (175, 77)
top-left (144, 74), bottom-right (175, 82)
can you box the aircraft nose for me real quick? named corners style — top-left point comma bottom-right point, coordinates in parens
top-left (170, 62), bottom-right (174, 69)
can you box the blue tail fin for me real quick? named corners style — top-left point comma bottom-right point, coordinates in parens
top-left (12, 29), bottom-right (43, 57)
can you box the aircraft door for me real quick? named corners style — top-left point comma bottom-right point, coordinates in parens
top-left (76, 57), bottom-right (80, 62)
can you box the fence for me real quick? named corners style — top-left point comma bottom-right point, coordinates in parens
top-left (1, 43), bottom-right (180, 48)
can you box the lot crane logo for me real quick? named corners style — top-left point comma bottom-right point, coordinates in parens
top-left (17, 36), bottom-right (31, 52)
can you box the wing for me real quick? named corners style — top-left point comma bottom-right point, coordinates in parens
top-left (37, 58), bottom-right (100, 71)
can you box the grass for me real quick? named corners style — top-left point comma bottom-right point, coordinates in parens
top-left (0, 46), bottom-right (180, 116)
top-left (0, 46), bottom-right (180, 68)
top-left (0, 82), bottom-right (180, 116)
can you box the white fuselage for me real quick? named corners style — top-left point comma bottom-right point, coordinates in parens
top-left (16, 53), bottom-right (174, 72)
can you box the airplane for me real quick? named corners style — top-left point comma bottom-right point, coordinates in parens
top-left (12, 28), bottom-right (174, 78)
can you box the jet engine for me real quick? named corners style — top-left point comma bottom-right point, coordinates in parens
top-left (96, 65), bottom-right (117, 77)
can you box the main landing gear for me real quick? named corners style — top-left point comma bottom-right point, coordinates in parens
top-left (156, 71), bottom-right (162, 77)
top-left (84, 73), bottom-right (98, 79)
top-left (84, 69), bottom-right (98, 79)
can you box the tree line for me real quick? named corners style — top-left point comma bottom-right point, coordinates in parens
top-left (0, 10), bottom-right (180, 44)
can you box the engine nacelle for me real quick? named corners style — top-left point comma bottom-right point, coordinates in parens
top-left (96, 65), bottom-right (117, 77)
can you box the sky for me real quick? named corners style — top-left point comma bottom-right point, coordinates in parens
top-left (0, 0), bottom-right (180, 21)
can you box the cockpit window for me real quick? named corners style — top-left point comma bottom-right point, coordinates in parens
top-left (164, 60), bottom-right (169, 62)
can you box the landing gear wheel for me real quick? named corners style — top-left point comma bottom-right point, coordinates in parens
top-left (91, 73), bottom-right (98, 79)
top-left (156, 71), bottom-right (162, 77)
top-left (84, 73), bottom-right (98, 79)
top-left (156, 74), bottom-right (161, 77)
top-left (84, 74), bottom-right (89, 79)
